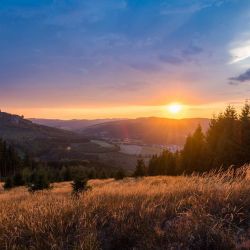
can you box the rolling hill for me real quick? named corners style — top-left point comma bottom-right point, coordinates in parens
top-left (0, 112), bottom-right (138, 168)
top-left (29, 118), bottom-right (120, 131)
top-left (29, 117), bottom-right (210, 146)
top-left (29, 116), bottom-right (211, 146)
top-left (0, 112), bottom-right (125, 165)
top-left (0, 112), bottom-right (210, 168)
top-left (0, 112), bottom-right (75, 140)
top-left (0, 111), bottom-right (90, 159)
top-left (82, 117), bottom-right (210, 145)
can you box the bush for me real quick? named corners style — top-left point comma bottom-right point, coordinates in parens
top-left (99, 170), bottom-right (107, 179)
top-left (28, 169), bottom-right (51, 192)
top-left (3, 177), bottom-right (13, 190)
top-left (60, 166), bottom-right (72, 181)
top-left (21, 167), bottom-right (32, 184)
top-left (87, 169), bottom-right (96, 179)
top-left (115, 169), bottom-right (125, 180)
top-left (13, 172), bottom-right (25, 186)
top-left (71, 178), bottom-right (90, 194)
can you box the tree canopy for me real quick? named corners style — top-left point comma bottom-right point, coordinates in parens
top-left (145, 103), bottom-right (250, 176)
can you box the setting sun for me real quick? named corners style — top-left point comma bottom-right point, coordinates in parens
top-left (167, 103), bottom-right (183, 114)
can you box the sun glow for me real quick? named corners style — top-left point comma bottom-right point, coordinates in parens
top-left (167, 103), bottom-right (183, 114)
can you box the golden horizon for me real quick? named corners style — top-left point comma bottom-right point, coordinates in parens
top-left (1, 101), bottom-right (245, 120)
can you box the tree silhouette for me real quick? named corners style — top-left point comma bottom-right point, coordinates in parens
top-left (206, 106), bottom-right (240, 169)
top-left (71, 177), bottom-right (89, 195)
top-left (28, 168), bottom-right (50, 192)
top-left (239, 102), bottom-right (250, 164)
top-left (180, 125), bottom-right (207, 173)
top-left (134, 159), bottom-right (147, 177)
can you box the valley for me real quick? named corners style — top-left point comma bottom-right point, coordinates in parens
top-left (0, 111), bottom-right (207, 170)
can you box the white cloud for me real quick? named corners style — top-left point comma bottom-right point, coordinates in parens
top-left (229, 39), bottom-right (250, 64)
top-left (161, 3), bottom-right (209, 15)
top-left (161, 0), bottom-right (226, 15)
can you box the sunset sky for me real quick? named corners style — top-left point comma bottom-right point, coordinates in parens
top-left (1, 0), bottom-right (250, 119)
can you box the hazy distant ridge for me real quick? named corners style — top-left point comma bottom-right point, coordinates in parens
top-left (82, 117), bottom-right (210, 145)
top-left (29, 118), bottom-right (120, 131)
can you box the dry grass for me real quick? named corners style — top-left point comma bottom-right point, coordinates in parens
top-left (0, 168), bottom-right (250, 250)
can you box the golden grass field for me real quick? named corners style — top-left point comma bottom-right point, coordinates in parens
top-left (0, 168), bottom-right (249, 250)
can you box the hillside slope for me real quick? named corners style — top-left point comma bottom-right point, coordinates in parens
top-left (0, 112), bottom-right (75, 140)
top-left (0, 111), bottom-right (88, 159)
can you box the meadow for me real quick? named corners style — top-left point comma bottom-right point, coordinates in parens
top-left (0, 168), bottom-right (249, 250)
top-left (119, 144), bottom-right (164, 156)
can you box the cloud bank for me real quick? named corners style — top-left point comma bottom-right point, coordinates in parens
top-left (229, 69), bottom-right (250, 85)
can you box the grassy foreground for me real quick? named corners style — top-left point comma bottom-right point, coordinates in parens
top-left (0, 169), bottom-right (249, 250)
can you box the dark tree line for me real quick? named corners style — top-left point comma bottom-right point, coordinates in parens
top-left (134, 103), bottom-right (250, 177)
top-left (0, 139), bottom-right (127, 190)
top-left (0, 139), bottom-right (22, 178)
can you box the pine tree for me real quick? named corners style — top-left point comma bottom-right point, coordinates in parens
top-left (148, 155), bottom-right (159, 176)
top-left (115, 169), bottom-right (125, 180)
top-left (0, 139), bottom-right (22, 178)
top-left (148, 150), bottom-right (177, 176)
top-left (99, 170), bottom-right (107, 179)
top-left (133, 159), bottom-right (147, 177)
top-left (0, 139), bottom-right (4, 179)
top-left (180, 125), bottom-right (207, 174)
top-left (60, 166), bottom-right (72, 181)
top-left (28, 168), bottom-right (50, 192)
top-left (239, 102), bottom-right (250, 164)
top-left (206, 105), bottom-right (240, 169)
top-left (23, 153), bottom-right (33, 169)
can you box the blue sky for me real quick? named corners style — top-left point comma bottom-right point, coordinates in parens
top-left (1, 0), bottom-right (250, 118)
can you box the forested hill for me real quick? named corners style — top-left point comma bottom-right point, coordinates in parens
top-left (0, 111), bottom-right (76, 140)
top-left (82, 117), bottom-right (210, 145)
top-left (0, 111), bottom-right (87, 157)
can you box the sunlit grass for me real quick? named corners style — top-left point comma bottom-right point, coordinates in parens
top-left (0, 167), bottom-right (249, 249)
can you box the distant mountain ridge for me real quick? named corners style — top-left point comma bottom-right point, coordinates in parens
top-left (29, 118), bottom-right (121, 131)
top-left (82, 117), bottom-right (210, 145)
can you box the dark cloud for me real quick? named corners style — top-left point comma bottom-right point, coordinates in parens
top-left (159, 55), bottom-right (183, 65)
top-left (159, 44), bottom-right (203, 65)
top-left (108, 81), bottom-right (148, 92)
top-left (229, 69), bottom-right (250, 84)
top-left (129, 62), bottom-right (160, 72)
top-left (228, 81), bottom-right (239, 86)
top-left (182, 44), bottom-right (203, 57)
